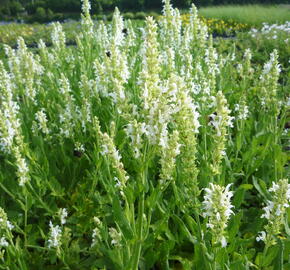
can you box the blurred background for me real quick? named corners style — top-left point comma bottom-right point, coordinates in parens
top-left (0, 0), bottom-right (289, 23)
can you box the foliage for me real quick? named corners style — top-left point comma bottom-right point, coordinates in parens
top-left (0, 1), bottom-right (24, 17)
top-left (215, 21), bottom-right (290, 82)
top-left (181, 14), bottom-right (250, 36)
top-left (199, 5), bottom-right (290, 26)
top-left (1, 0), bottom-right (290, 22)
top-left (0, 0), bottom-right (289, 269)
top-left (0, 22), bottom-right (80, 47)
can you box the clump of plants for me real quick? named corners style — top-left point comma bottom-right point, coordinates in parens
top-left (181, 13), bottom-right (250, 36)
top-left (0, 0), bottom-right (289, 269)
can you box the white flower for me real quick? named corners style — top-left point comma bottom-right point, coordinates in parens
top-left (221, 236), bottom-right (227, 248)
top-left (235, 103), bottom-right (249, 120)
top-left (261, 180), bottom-right (290, 220)
top-left (35, 109), bottom-right (49, 135)
top-left (275, 205), bottom-right (281, 216)
top-left (206, 223), bottom-right (214, 229)
top-left (47, 221), bottom-right (62, 249)
top-left (81, 0), bottom-right (91, 13)
top-left (60, 208), bottom-right (68, 225)
top-left (74, 142), bottom-right (85, 153)
top-left (14, 148), bottom-right (30, 186)
top-left (220, 150), bottom-right (226, 156)
top-left (100, 144), bottom-right (109, 155)
top-left (6, 221), bottom-right (14, 230)
top-left (91, 227), bottom-right (100, 247)
top-left (0, 237), bottom-right (8, 247)
top-left (261, 200), bottom-right (274, 219)
top-left (202, 183), bottom-right (234, 247)
top-left (259, 179), bottom-right (290, 246)
top-left (269, 182), bottom-right (279, 192)
top-left (256, 231), bottom-right (266, 242)
top-left (109, 227), bottom-right (121, 247)
top-left (51, 22), bottom-right (66, 49)
top-left (209, 113), bottom-right (234, 134)
top-left (112, 149), bottom-right (121, 163)
top-left (114, 177), bottom-right (122, 188)
top-left (208, 114), bottom-right (222, 136)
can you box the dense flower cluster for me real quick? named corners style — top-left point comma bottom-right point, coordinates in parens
top-left (0, 208), bottom-right (14, 256)
top-left (47, 221), bottom-right (62, 249)
top-left (202, 183), bottom-right (234, 247)
top-left (180, 14), bottom-right (250, 36)
top-left (257, 179), bottom-right (290, 246)
top-left (250, 22), bottom-right (290, 42)
top-left (209, 91), bottom-right (234, 175)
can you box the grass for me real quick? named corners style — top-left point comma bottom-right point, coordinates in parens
top-left (199, 5), bottom-right (290, 26)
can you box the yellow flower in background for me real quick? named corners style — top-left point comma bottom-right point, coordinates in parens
top-left (178, 14), bottom-right (249, 36)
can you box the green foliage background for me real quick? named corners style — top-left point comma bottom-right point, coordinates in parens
top-left (0, 0), bottom-right (289, 20)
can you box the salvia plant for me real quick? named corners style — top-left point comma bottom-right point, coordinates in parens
top-left (0, 0), bottom-right (289, 269)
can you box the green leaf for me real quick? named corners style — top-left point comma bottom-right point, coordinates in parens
top-left (194, 242), bottom-right (213, 268)
top-left (239, 184), bottom-right (253, 190)
top-left (233, 184), bottom-right (253, 208)
top-left (262, 246), bottom-right (279, 267)
top-left (228, 212), bottom-right (243, 241)
top-left (285, 213), bottom-right (290, 236)
top-left (112, 196), bottom-right (134, 240)
top-left (184, 215), bottom-right (199, 238)
top-left (233, 188), bottom-right (245, 208)
top-left (273, 238), bottom-right (284, 270)
top-left (171, 215), bottom-right (197, 244)
top-left (47, 177), bottom-right (65, 197)
top-left (253, 177), bottom-right (270, 200)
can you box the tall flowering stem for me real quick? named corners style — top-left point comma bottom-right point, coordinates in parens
top-left (139, 17), bottom-right (174, 149)
top-left (173, 74), bottom-right (201, 206)
top-left (0, 61), bottom-right (30, 186)
top-left (209, 91), bottom-right (234, 175)
top-left (204, 36), bottom-right (219, 92)
top-left (159, 130), bottom-right (180, 187)
top-left (98, 120), bottom-right (129, 196)
top-left (257, 179), bottom-right (290, 247)
top-left (0, 61), bottom-right (21, 154)
top-left (81, 0), bottom-right (93, 35)
top-left (258, 50), bottom-right (281, 115)
top-left (51, 22), bottom-right (66, 52)
top-left (125, 120), bottom-right (147, 159)
top-left (202, 183), bottom-right (234, 247)
top-left (139, 16), bottom-right (161, 111)
top-left (160, 0), bottom-right (182, 50)
top-left (93, 34), bottom-right (130, 118)
top-left (58, 74), bottom-right (78, 139)
top-left (4, 38), bottom-right (43, 104)
top-left (0, 207), bottom-right (14, 245)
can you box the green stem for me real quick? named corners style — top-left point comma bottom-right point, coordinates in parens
top-left (130, 161), bottom-right (147, 270)
top-left (274, 116), bottom-right (278, 181)
top-left (7, 230), bottom-right (27, 270)
top-left (213, 247), bottom-right (218, 270)
top-left (131, 193), bottom-right (145, 270)
top-left (26, 182), bottom-right (53, 214)
top-left (262, 245), bottom-right (269, 269)
top-left (24, 194), bottom-right (28, 249)
top-left (0, 182), bottom-right (17, 201)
